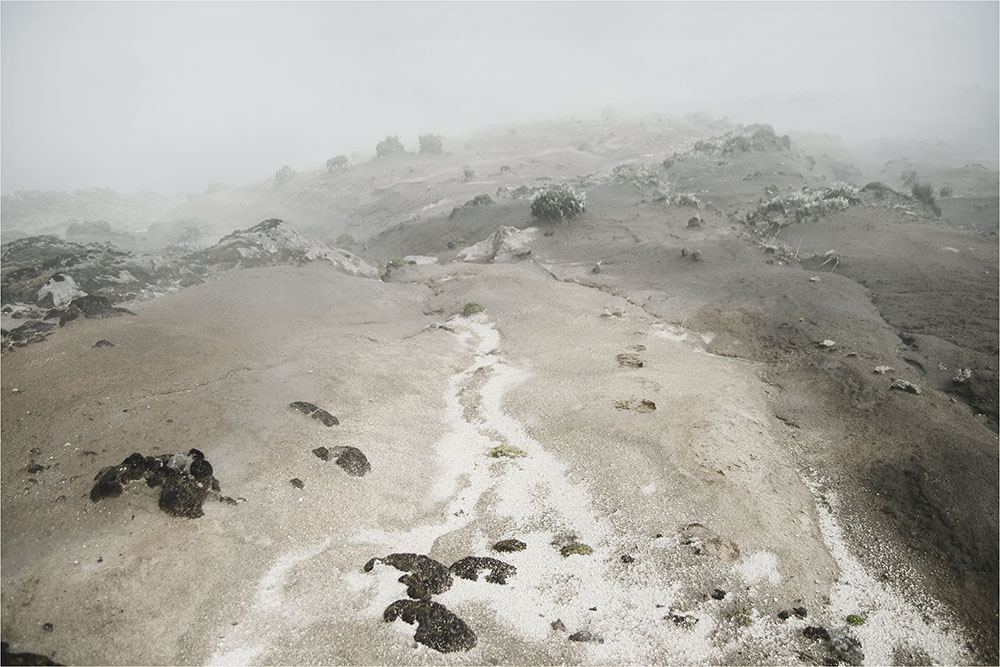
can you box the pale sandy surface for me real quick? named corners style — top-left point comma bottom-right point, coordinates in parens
top-left (1, 261), bottom-right (976, 664)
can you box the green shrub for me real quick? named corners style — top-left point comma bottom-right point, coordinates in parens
top-left (530, 184), bottom-right (586, 222)
top-left (419, 133), bottom-right (443, 154)
top-left (560, 543), bottom-right (593, 557)
top-left (376, 135), bottom-right (405, 158)
top-left (335, 233), bottom-right (354, 245)
top-left (911, 181), bottom-right (941, 216)
top-left (489, 443), bottom-right (525, 458)
top-left (462, 302), bottom-right (484, 317)
top-left (846, 614), bottom-right (865, 626)
top-left (326, 155), bottom-right (349, 171)
top-left (389, 257), bottom-right (406, 267)
top-left (274, 165), bottom-right (295, 187)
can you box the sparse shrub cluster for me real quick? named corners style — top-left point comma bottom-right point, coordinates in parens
top-left (530, 184), bottom-right (587, 222)
top-left (335, 233), bottom-right (354, 246)
top-left (274, 165), bottom-right (295, 187)
top-left (376, 135), bottom-right (405, 158)
top-left (326, 155), bottom-right (349, 171)
top-left (419, 133), bottom-right (443, 154)
top-left (611, 162), bottom-right (662, 190)
top-left (939, 186), bottom-right (953, 198)
top-left (462, 166), bottom-right (476, 181)
top-left (911, 181), bottom-right (941, 217)
top-left (744, 184), bottom-right (860, 229)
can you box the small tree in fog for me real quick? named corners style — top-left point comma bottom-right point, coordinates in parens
top-left (911, 181), bottom-right (941, 217)
top-left (326, 155), bottom-right (349, 171)
top-left (376, 135), bottom-right (405, 158)
top-left (419, 133), bottom-right (444, 154)
top-left (274, 165), bottom-right (295, 187)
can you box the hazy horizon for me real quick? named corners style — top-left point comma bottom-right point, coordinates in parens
top-left (2, 1), bottom-right (997, 195)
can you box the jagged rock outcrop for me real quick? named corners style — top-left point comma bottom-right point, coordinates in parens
top-left (458, 226), bottom-right (536, 263)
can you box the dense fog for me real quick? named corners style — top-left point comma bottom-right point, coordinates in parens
top-left (2, 1), bottom-right (997, 194)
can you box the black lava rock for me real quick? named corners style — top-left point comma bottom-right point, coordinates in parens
top-left (568, 630), bottom-right (604, 643)
top-left (312, 447), bottom-right (330, 461)
top-left (328, 446), bottom-right (370, 477)
top-left (382, 599), bottom-right (477, 653)
top-left (365, 553), bottom-right (453, 599)
top-left (26, 463), bottom-right (46, 474)
top-left (289, 401), bottom-right (339, 426)
top-left (621, 554), bottom-right (635, 563)
top-left (158, 475), bottom-right (210, 518)
top-left (59, 295), bottom-right (135, 326)
top-left (492, 538), bottom-right (527, 553)
top-left (0, 642), bottom-right (61, 666)
top-left (710, 588), bottom-right (726, 600)
top-left (290, 478), bottom-right (305, 489)
top-left (778, 610), bottom-right (791, 620)
top-left (90, 466), bottom-right (124, 501)
top-left (93, 340), bottom-right (115, 348)
top-left (803, 626), bottom-right (831, 641)
top-left (449, 556), bottom-right (516, 584)
top-left (792, 606), bottom-right (807, 618)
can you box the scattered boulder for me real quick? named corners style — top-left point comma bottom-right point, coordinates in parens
top-left (0, 641), bottom-right (61, 666)
top-left (890, 378), bottom-right (922, 394)
top-left (36, 273), bottom-right (87, 308)
top-left (457, 226), bottom-right (536, 263)
top-left (382, 599), bottom-right (477, 653)
top-left (327, 446), bottom-right (371, 477)
top-left (568, 630), bottom-right (604, 644)
top-left (710, 588), bottom-right (727, 600)
top-left (364, 553), bottom-right (453, 600)
top-left (289, 401), bottom-right (339, 426)
top-left (89, 449), bottom-right (229, 519)
top-left (59, 295), bottom-right (135, 326)
top-left (492, 538), bottom-right (527, 553)
top-left (93, 339), bottom-right (115, 348)
top-left (803, 625), bottom-right (830, 641)
top-left (449, 556), bottom-right (516, 584)
top-left (687, 216), bottom-right (703, 228)
top-left (831, 634), bottom-right (864, 666)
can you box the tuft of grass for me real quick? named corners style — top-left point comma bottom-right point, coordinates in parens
top-left (846, 614), bottom-right (865, 626)
top-left (489, 444), bottom-right (526, 459)
top-left (560, 543), bottom-right (593, 557)
top-left (461, 302), bottom-right (484, 317)
top-left (336, 233), bottom-right (354, 245)
top-left (389, 257), bottom-right (406, 267)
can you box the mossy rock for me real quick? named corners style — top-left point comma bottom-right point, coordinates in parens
top-left (490, 444), bottom-right (526, 459)
top-left (560, 543), bottom-right (593, 557)
top-left (461, 302), bottom-right (484, 317)
top-left (493, 538), bottom-right (527, 553)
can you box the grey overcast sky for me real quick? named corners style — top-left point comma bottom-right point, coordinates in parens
top-left (2, 1), bottom-right (997, 194)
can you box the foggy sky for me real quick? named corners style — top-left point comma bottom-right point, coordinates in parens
top-left (2, 1), bottom-right (997, 195)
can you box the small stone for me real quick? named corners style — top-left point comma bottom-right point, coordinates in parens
top-left (29, 447), bottom-right (41, 455)
top-left (691, 249), bottom-right (702, 261)
top-left (818, 339), bottom-right (836, 348)
top-left (809, 276), bottom-right (821, 282)
top-left (551, 619), bottom-right (566, 632)
top-left (793, 606), bottom-right (807, 618)
top-left (568, 630), bottom-right (603, 644)
top-left (681, 247), bottom-right (690, 257)
top-left (616, 353), bottom-right (644, 368)
top-left (290, 478), bottom-right (305, 489)
top-left (621, 554), bottom-right (635, 563)
top-left (710, 588), bottom-right (726, 600)
top-left (778, 610), bottom-right (791, 620)
top-left (42, 622), bottom-right (53, 632)
top-left (312, 447), bottom-right (330, 461)
top-left (26, 462), bottom-right (46, 474)
top-left (93, 340), bottom-right (115, 348)
top-left (873, 365), bottom-right (893, 374)
top-left (890, 378), bottom-right (921, 394)
top-left (492, 539), bottom-right (527, 553)
top-left (803, 625), bottom-right (830, 641)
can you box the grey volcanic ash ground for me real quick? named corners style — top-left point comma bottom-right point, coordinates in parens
top-left (2, 118), bottom-right (997, 665)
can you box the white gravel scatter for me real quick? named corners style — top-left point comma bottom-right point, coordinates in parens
top-left (804, 477), bottom-right (971, 666)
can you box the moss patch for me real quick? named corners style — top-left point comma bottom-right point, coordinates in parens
top-left (560, 543), bottom-right (593, 557)
top-left (846, 614), bottom-right (865, 626)
top-left (461, 302), bottom-right (484, 317)
top-left (489, 444), bottom-right (526, 459)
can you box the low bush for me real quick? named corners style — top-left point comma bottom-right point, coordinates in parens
top-left (911, 181), bottom-right (941, 216)
top-left (376, 135), bottom-right (405, 158)
top-left (335, 233), bottom-right (354, 245)
top-left (274, 165), bottom-right (295, 187)
top-left (418, 133), bottom-right (443, 154)
top-left (326, 155), bottom-right (349, 171)
top-left (530, 184), bottom-right (586, 222)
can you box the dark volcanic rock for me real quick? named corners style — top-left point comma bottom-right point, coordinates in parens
top-left (364, 553), bottom-right (453, 600)
top-left (803, 625), bottom-right (830, 641)
top-left (312, 446), bottom-right (330, 461)
top-left (289, 401), bottom-right (339, 426)
top-left (290, 478), bottom-right (305, 489)
top-left (710, 588), bottom-right (726, 600)
top-left (328, 446), bottom-right (370, 476)
top-left (59, 295), bottom-right (135, 326)
top-left (89, 449), bottom-right (227, 519)
top-left (449, 556), bottom-right (516, 584)
top-left (93, 339), bottom-right (115, 348)
top-left (0, 642), bottom-right (61, 666)
top-left (3, 320), bottom-right (56, 350)
top-left (831, 634), bottom-right (864, 666)
top-left (382, 599), bottom-right (477, 653)
top-left (568, 630), bottom-right (604, 643)
top-left (492, 538), bottom-right (527, 553)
